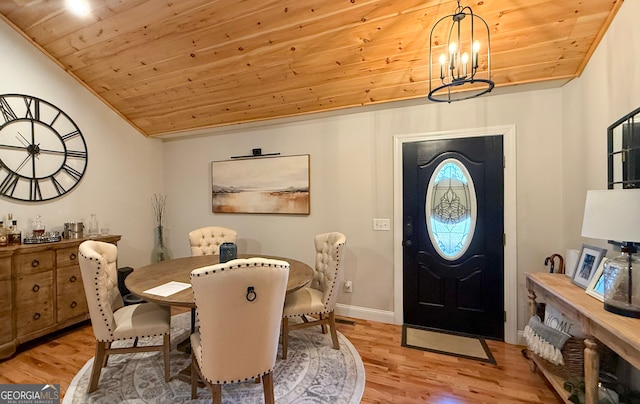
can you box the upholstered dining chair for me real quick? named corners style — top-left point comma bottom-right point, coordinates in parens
top-left (189, 258), bottom-right (289, 404)
top-left (281, 232), bottom-right (347, 359)
top-left (78, 240), bottom-right (172, 393)
top-left (188, 226), bottom-right (238, 256)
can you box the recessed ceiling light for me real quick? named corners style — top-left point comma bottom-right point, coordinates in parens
top-left (66, 0), bottom-right (90, 17)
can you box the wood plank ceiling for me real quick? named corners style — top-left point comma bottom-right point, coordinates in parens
top-left (0, 0), bottom-right (623, 138)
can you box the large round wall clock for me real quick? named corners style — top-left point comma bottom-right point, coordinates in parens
top-left (0, 94), bottom-right (88, 202)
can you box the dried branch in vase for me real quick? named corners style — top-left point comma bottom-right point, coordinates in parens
top-left (152, 193), bottom-right (167, 227)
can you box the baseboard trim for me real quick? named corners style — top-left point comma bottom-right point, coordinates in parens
top-left (335, 303), bottom-right (396, 324)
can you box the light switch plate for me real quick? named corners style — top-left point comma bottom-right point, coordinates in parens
top-left (373, 218), bottom-right (391, 231)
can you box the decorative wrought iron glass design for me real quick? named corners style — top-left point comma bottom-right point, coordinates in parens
top-left (425, 158), bottom-right (477, 260)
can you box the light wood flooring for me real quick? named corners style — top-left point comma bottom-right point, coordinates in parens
top-left (0, 311), bottom-right (561, 403)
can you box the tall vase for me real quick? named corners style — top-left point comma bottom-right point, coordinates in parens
top-left (152, 225), bottom-right (171, 262)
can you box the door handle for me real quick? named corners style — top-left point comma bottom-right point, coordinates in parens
top-left (403, 240), bottom-right (413, 247)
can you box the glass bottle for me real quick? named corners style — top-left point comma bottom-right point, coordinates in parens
top-left (88, 214), bottom-right (99, 237)
top-left (0, 221), bottom-right (7, 247)
top-left (33, 215), bottom-right (45, 237)
top-left (9, 219), bottom-right (21, 246)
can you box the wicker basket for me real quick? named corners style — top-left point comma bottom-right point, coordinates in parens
top-left (530, 337), bottom-right (617, 380)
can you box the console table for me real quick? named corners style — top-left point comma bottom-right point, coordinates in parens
top-left (0, 235), bottom-right (121, 360)
top-left (526, 272), bottom-right (640, 404)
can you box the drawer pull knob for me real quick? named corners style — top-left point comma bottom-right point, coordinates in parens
top-left (33, 312), bottom-right (41, 320)
top-left (31, 259), bottom-right (40, 267)
top-left (70, 301), bottom-right (77, 308)
top-left (69, 275), bottom-right (77, 282)
top-left (70, 253), bottom-right (77, 260)
top-left (32, 284), bottom-right (40, 292)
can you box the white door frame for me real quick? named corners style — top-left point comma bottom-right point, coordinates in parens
top-left (393, 125), bottom-right (518, 344)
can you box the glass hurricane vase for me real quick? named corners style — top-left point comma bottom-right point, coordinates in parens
top-left (152, 225), bottom-right (171, 262)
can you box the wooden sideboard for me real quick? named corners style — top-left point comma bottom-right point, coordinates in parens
top-left (0, 235), bottom-right (121, 360)
top-left (526, 272), bottom-right (640, 404)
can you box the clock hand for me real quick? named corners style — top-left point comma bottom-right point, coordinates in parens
top-left (0, 143), bottom-right (28, 151)
top-left (35, 148), bottom-right (66, 156)
top-left (16, 131), bottom-right (31, 147)
top-left (14, 153), bottom-right (32, 173)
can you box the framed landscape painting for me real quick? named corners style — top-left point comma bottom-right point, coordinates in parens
top-left (211, 154), bottom-right (310, 214)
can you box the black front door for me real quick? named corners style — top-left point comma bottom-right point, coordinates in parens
top-left (402, 135), bottom-right (504, 340)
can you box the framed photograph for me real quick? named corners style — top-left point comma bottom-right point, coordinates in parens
top-left (572, 244), bottom-right (607, 289)
top-left (211, 154), bottom-right (310, 214)
top-left (585, 259), bottom-right (607, 301)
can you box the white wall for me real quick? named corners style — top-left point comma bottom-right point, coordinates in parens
top-left (163, 83), bottom-right (565, 326)
top-left (0, 21), bottom-right (164, 268)
top-left (562, 0), bottom-right (640, 251)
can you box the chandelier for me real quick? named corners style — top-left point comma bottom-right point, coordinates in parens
top-left (428, 0), bottom-right (494, 103)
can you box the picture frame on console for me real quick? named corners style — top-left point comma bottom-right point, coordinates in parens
top-left (572, 244), bottom-right (607, 289)
top-left (585, 259), bottom-right (607, 302)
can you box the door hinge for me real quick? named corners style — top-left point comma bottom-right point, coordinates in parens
top-left (504, 311), bottom-right (507, 322)
top-left (503, 155), bottom-right (506, 168)
top-left (503, 233), bottom-right (506, 246)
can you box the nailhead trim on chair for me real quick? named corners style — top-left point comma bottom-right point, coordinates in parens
top-left (202, 368), bottom-right (274, 385)
top-left (282, 240), bottom-right (345, 319)
top-left (191, 259), bottom-right (286, 386)
top-left (80, 249), bottom-right (169, 342)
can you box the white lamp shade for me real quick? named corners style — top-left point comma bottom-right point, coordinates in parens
top-left (581, 189), bottom-right (640, 243)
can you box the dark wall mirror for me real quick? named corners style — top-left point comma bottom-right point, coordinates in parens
top-left (608, 106), bottom-right (640, 189)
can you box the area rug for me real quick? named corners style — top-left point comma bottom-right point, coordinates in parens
top-left (64, 313), bottom-right (365, 403)
top-left (402, 325), bottom-right (496, 364)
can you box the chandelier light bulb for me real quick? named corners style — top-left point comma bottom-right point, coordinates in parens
top-left (473, 40), bottom-right (480, 67)
top-left (439, 54), bottom-right (447, 79)
top-left (461, 52), bottom-right (469, 77)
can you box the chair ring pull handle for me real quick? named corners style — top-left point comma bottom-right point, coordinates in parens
top-left (246, 286), bottom-right (256, 302)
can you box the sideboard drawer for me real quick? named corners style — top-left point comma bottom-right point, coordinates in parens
top-left (0, 279), bottom-right (12, 344)
top-left (56, 247), bottom-right (80, 268)
top-left (15, 272), bottom-right (54, 337)
top-left (0, 257), bottom-right (10, 280)
top-left (0, 235), bottom-right (120, 360)
top-left (14, 251), bottom-right (54, 276)
top-left (57, 266), bottom-right (88, 323)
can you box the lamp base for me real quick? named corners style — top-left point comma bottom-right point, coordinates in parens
top-left (604, 302), bottom-right (640, 318)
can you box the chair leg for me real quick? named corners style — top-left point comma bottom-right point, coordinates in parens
top-left (101, 341), bottom-right (111, 368)
top-left (320, 313), bottom-right (328, 334)
top-left (282, 317), bottom-right (289, 359)
top-left (162, 334), bottom-right (171, 382)
top-left (262, 371), bottom-right (275, 404)
top-left (328, 311), bottom-right (340, 350)
top-left (191, 353), bottom-right (198, 399)
top-left (88, 341), bottom-right (107, 393)
top-left (210, 383), bottom-right (222, 404)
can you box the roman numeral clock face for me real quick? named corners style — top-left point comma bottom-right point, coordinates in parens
top-left (0, 94), bottom-right (88, 202)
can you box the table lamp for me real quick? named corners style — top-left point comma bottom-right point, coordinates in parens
top-left (581, 189), bottom-right (640, 318)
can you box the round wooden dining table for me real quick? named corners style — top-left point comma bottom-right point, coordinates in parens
top-left (125, 254), bottom-right (314, 308)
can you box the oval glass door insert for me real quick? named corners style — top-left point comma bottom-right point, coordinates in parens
top-left (425, 158), bottom-right (477, 260)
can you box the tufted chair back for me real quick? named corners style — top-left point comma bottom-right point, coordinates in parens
top-left (311, 232), bottom-right (347, 311)
top-left (280, 232), bottom-right (346, 359)
top-left (78, 240), bottom-right (172, 393)
top-left (189, 258), bottom-right (289, 403)
top-left (79, 240), bottom-right (124, 341)
top-left (188, 226), bottom-right (238, 256)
